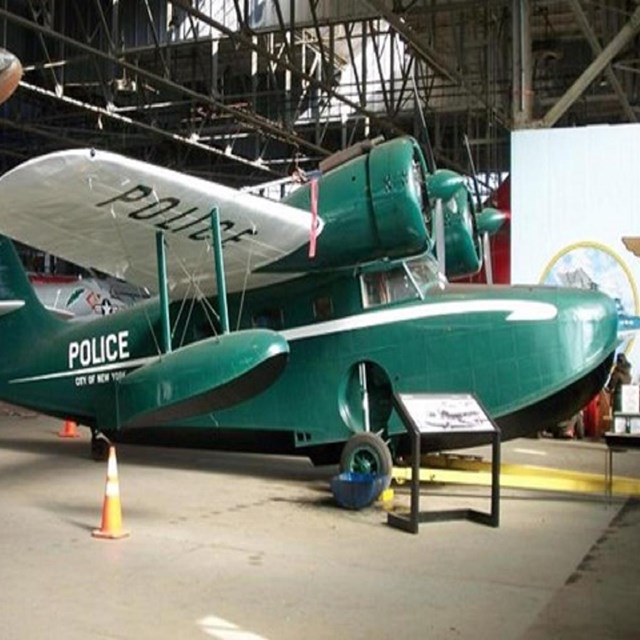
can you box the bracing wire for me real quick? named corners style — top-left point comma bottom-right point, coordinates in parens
top-left (235, 242), bottom-right (255, 331)
top-left (164, 235), bottom-right (222, 338)
top-left (107, 197), bottom-right (162, 356)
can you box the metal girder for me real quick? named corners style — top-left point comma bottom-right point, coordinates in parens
top-left (512, 0), bottom-right (533, 128)
top-left (360, 0), bottom-right (510, 129)
top-left (169, 1), bottom-right (411, 141)
top-left (0, 115), bottom-right (83, 149)
top-left (362, 0), bottom-right (457, 82)
top-left (0, 7), bottom-right (330, 164)
top-left (567, 0), bottom-right (637, 123)
top-left (540, 4), bottom-right (640, 128)
top-left (19, 80), bottom-right (280, 174)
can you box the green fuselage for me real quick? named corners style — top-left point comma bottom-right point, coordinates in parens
top-left (189, 264), bottom-right (617, 453)
top-left (0, 136), bottom-right (618, 462)
top-left (0, 247), bottom-right (618, 459)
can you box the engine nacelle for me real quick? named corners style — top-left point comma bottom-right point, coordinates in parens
top-left (427, 169), bottom-right (482, 278)
top-left (427, 170), bottom-right (507, 280)
top-left (263, 136), bottom-right (433, 272)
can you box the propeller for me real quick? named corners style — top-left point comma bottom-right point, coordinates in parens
top-left (408, 53), bottom-right (506, 281)
top-left (463, 134), bottom-right (507, 284)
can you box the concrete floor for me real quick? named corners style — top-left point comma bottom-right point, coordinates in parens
top-left (0, 409), bottom-right (639, 640)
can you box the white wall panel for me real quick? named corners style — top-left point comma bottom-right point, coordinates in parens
top-left (512, 124), bottom-right (640, 376)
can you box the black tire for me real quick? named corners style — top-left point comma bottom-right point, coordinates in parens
top-left (339, 432), bottom-right (393, 486)
top-left (91, 434), bottom-right (110, 462)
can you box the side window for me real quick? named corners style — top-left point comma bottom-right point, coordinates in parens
top-left (386, 267), bottom-right (416, 302)
top-left (252, 308), bottom-right (284, 330)
top-left (362, 272), bottom-right (391, 308)
top-left (313, 295), bottom-right (333, 321)
top-left (361, 266), bottom-right (418, 308)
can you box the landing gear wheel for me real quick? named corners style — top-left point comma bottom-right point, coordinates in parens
top-left (91, 433), bottom-right (110, 462)
top-left (339, 432), bottom-right (393, 490)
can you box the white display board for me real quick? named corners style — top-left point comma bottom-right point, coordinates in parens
top-left (397, 393), bottom-right (495, 433)
top-left (511, 124), bottom-right (640, 375)
top-left (620, 384), bottom-right (640, 413)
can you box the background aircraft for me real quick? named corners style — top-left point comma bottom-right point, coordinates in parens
top-left (30, 272), bottom-right (147, 320)
top-left (0, 48), bottom-right (21, 106)
top-left (0, 136), bottom-right (618, 506)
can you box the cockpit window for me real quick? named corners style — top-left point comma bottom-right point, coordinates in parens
top-left (406, 255), bottom-right (445, 293)
top-left (360, 255), bottom-right (445, 309)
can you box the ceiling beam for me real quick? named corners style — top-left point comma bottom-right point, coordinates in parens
top-left (540, 4), bottom-right (640, 127)
top-left (169, 1), bottom-right (412, 140)
top-left (0, 7), bottom-right (330, 161)
top-left (18, 81), bottom-right (279, 174)
top-left (567, 0), bottom-right (637, 123)
top-left (360, 0), bottom-right (510, 129)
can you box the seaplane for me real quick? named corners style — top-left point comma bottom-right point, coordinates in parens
top-left (0, 136), bottom-right (618, 506)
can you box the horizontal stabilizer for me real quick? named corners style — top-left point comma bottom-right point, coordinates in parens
top-left (0, 300), bottom-right (25, 316)
top-left (44, 305), bottom-right (75, 320)
top-left (115, 329), bottom-right (288, 429)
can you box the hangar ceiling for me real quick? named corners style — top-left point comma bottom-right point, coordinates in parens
top-left (1, 0), bottom-right (640, 191)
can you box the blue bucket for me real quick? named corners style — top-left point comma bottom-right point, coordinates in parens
top-left (331, 472), bottom-right (389, 510)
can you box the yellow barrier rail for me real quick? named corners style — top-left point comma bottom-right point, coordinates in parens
top-left (391, 455), bottom-right (640, 497)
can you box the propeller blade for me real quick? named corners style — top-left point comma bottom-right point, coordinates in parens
top-left (482, 232), bottom-right (494, 285)
top-left (434, 198), bottom-right (446, 276)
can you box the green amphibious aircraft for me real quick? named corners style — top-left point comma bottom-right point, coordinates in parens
top-left (0, 136), bottom-right (618, 502)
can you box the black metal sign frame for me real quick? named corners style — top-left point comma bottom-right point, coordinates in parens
top-left (387, 392), bottom-right (501, 534)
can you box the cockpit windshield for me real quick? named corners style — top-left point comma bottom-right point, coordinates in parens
top-left (406, 255), bottom-right (445, 293)
top-left (360, 255), bottom-right (445, 309)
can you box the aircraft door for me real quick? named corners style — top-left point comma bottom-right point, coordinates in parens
top-left (340, 361), bottom-right (393, 434)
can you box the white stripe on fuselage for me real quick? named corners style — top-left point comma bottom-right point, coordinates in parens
top-left (10, 299), bottom-right (557, 384)
top-left (9, 355), bottom-right (157, 384)
top-left (281, 299), bottom-right (558, 342)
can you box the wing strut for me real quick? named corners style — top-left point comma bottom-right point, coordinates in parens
top-left (211, 207), bottom-right (230, 335)
top-left (155, 231), bottom-right (172, 354)
top-left (434, 199), bottom-right (446, 275)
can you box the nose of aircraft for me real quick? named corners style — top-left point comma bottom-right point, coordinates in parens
top-left (488, 284), bottom-right (619, 440)
top-left (547, 286), bottom-right (618, 378)
top-left (492, 284), bottom-right (618, 428)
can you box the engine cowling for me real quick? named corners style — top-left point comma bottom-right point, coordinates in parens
top-left (261, 135), bottom-right (506, 280)
top-left (427, 169), bottom-right (507, 280)
top-left (262, 136), bottom-right (433, 272)
top-left (427, 169), bottom-right (482, 278)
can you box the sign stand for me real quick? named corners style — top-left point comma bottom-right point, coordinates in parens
top-left (387, 393), bottom-right (501, 534)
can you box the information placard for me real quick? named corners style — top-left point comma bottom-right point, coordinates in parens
top-left (398, 393), bottom-right (496, 434)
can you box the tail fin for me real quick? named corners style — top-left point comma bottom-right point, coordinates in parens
top-left (0, 235), bottom-right (60, 354)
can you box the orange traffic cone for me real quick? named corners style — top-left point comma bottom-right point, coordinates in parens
top-left (58, 419), bottom-right (80, 439)
top-left (92, 446), bottom-right (130, 540)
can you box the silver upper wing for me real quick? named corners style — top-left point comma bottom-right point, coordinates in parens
top-left (0, 149), bottom-right (315, 297)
